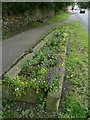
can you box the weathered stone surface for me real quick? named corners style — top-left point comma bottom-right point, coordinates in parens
top-left (2, 84), bottom-right (15, 99)
top-left (2, 84), bottom-right (45, 104)
top-left (33, 41), bottom-right (46, 53)
top-left (8, 53), bottom-right (35, 78)
top-left (46, 91), bottom-right (61, 111)
top-left (46, 68), bottom-right (65, 111)
top-left (33, 30), bottom-right (55, 53)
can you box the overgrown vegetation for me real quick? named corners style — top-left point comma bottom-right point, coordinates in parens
top-left (2, 2), bottom-right (71, 16)
top-left (77, 2), bottom-right (90, 9)
top-left (2, 21), bottom-right (88, 119)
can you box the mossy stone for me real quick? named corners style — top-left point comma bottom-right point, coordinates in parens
top-left (2, 84), bottom-right (45, 105)
top-left (46, 91), bottom-right (61, 111)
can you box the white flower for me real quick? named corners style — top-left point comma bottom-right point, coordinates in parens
top-left (15, 87), bottom-right (19, 91)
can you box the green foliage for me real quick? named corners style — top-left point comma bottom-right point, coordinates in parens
top-left (4, 75), bottom-right (28, 97)
top-left (63, 92), bottom-right (86, 118)
top-left (2, 2), bottom-right (39, 15)
top-left (2, 2), bottom-right (71, 16)
top-left (38, 96), bottom-right (47, 110)
top-left (50, 38), bottom-right (57, 46)
top-left (44, 11), bottom-right (70, 24)
top-left (78, 2), bottom-right (89, 9)
top-left (61, 21), bottom-right (88, 118)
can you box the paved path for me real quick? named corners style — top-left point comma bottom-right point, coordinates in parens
top-left (1, 13), bottom-right (79, 75)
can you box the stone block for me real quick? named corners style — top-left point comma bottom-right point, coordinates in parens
top-left (8, 53), bottom-right (35, 78)
top-left (2, 84), bottom-right (45, 105)
top-left (46, 91), bottom-right (61, 111)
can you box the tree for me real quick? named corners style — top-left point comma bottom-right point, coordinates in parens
top-left (2, 2), bottom-right (71, 16)
top-left (77, 2), bottom-right (89, 9)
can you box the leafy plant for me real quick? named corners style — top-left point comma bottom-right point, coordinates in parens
top-left (38, 96), bottom-right (47, 110)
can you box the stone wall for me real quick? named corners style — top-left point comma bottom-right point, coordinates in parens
top-left (2, 7), bottom-right (55, 39)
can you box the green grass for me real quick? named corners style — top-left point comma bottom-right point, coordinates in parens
top-left (44, 11), bottom-right (70, 24)
top-left (28, 11), bottom-right (70, 27)
top-left (59, 21), bottom-right (88, 118)
top-left (2, 21), bottom-right (88, 119)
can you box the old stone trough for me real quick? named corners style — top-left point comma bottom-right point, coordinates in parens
top-left (2, 28), bottom-right (69, 111)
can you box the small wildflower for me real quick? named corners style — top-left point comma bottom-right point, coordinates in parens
top-left (63, 33), bottom-right (67, 36)
top-left (25, 82), bottom-right (28, 84)
top-left (61, 63), bottom-right (64, 66)
top-left (53, 66), bottom-right (57, 71)
top-left (39, 68), bottom-right (47, 74)
top-left (48, 79), bottom-right (52, 83)
top-left (71, 74), bottom-right (73, 77)
top-left (48, 76), bottom-right (51, 79)
top-left (15, 87), bottom-right (19, 91)
top-left (21, 82), bottom-right (24, 84)
top-left (59, 61), bottom-right (62, 64)
top-left (59, 68), bottom-right (63, 72)
top-left (48, 71), bottom-right (51, 74)
top-left (40, 80), bottom-right (44, 83)
top-left (51, 75), bottom-right (55, 78)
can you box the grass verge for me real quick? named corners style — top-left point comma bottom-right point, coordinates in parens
top-left (59, 21), bottom-right (88, 118)
top-left (45, 11), bottom-right (70, 24)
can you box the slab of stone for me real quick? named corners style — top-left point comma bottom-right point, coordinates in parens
top-left (46, 66), bottom-right (65, 111)
top-left (33, 30), bottom-right (55, 53)
top-left (2, 84), bottom-right (45, 104)
top-left (33, 40), bottom-right (46, 53)
top-left (46, 91), bottom-right (61, 111)
top-left (8, 53), bottom-right (35, 78)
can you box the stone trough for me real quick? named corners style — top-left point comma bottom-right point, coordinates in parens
top-left (2, 28), bottom-right (69, 111)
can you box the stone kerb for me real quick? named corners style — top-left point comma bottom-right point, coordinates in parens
top-left (33, 30), bottom-right (55, 53)
top-left (8, 53), bottom-right (35, 78)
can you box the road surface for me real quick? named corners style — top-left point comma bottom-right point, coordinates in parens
top-left (76, 9), bottom-right (88, 32)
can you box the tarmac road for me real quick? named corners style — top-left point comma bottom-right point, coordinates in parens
top-left (77, 9), bottom-right (88, 32)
